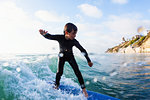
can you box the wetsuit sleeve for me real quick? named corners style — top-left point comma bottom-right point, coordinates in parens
top-left (74, 40), bottom-right (91, 63)
top-left (43, 33), bottom-right (61, 41)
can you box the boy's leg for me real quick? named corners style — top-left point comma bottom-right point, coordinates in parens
top-left (55, 57), bottom-right (65, 87)
top-left (68, 57), bottom-right (88, 97)
top-left (68, 57), bottom-right (85, 89)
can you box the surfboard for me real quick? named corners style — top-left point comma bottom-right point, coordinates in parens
top-left (48, 82), bottom-right (120, 100)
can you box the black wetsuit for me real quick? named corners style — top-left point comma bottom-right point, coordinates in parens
top-left (43, 33), bottom-right (91, 89)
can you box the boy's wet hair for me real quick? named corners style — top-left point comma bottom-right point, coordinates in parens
top-left (64, 23), bottom-right (78, 34)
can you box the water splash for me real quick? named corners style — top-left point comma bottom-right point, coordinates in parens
top-left (93, 77), bottom-right (98, 83)
top-left (58, 53), bottom-right (64, 57)
top-left (16, 67), bottom-right (21, 72)
top-left (2, 62), bottom-right (9, 67)
top-left (0, 54), bottom-right (87, 100)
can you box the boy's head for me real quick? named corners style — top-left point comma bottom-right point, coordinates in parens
top-left (64, 23), bottom-right (78, 40)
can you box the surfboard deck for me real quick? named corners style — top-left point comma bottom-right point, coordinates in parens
top-left (48, 82), bottom-right (120, 100)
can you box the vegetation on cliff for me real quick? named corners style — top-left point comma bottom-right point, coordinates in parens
top-left (106, 32), bottom-right (150, 53)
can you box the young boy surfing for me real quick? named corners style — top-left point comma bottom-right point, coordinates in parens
top-left (39, 23), bottom-right (93, 97)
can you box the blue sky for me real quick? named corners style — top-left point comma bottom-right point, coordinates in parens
top-left (0, 0), bottom-right (150, 54)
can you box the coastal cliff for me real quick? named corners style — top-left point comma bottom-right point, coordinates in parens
top-left (106, 32), bottom-right (150, 53)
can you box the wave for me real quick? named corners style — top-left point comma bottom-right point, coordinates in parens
top-left (0, 54), bottom-right (87, 100)
top-left (1, 53), bottom-right (150, 100)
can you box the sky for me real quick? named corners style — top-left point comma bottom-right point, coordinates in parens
top-left (0, 0), bottom-right (150, 54)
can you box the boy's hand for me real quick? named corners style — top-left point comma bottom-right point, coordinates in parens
top-left (88, 62), bottom-right (93, 67)
top-left (39, 29), bottom-right (48, 35)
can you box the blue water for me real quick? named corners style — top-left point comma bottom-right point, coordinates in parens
top-left (0, 53), bottom-right (150, 100)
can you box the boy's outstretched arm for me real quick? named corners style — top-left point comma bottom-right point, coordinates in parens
top-left (39, 29), bottom-right (61, 41)
top-left (74, 40), bottom-right (93, 67)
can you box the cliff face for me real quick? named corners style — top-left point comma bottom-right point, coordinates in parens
top-left (106, 32), bottom-right (150, 53)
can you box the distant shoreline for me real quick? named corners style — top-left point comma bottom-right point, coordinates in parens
top-left (106, 32), bottom-right (150, 53)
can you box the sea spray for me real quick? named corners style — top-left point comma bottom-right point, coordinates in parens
top-left (0, 54), bottom-right (87, 100)
top-left (0, 53), bottom-right (150, 99)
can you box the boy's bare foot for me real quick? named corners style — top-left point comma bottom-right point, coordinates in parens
top-left (82, 88), bottom-right (88, 97)
top-left (53, 85), bottom-right (59, 89)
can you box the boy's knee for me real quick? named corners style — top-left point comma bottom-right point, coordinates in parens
top-left (57, 71), bottom-right (63, 76)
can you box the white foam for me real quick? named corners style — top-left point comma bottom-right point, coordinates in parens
top-left (85, 81), bottom-right (90, 85)
top-left (110, 72), bottom-right (118, 76)
top-left (2, 69), bottom-right (13, 75)
top-left (102, 76), bottom-right (106, 80)
top-left (59, 53), bottom-right (64, 57)
top-left (23, 59), bottom-right (29, 63)
top-left (93, 77), bottom-right (98, 82)
top-left (16, 67), bottom-right (21, 72)
top-left (123, 62), bottom-right (127, 66)
top-left (0, 54), bottom-right (87, 100)
top-left (3, 62), bottom-right (9, 66)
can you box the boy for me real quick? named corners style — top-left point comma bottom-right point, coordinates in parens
top-left (39, 23), bottom-right (93, 97)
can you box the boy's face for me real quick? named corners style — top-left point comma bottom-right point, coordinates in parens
top-left (66, 30), bottom-right (77, 40)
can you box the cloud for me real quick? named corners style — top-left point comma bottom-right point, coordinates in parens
top-left (75, 13), bottom-right (150, 53)
top-left (35, 10), bottom-right (69, 22)
top-left (101, 14), bottom-right (150, 52)
top-left (0, 1), bottom-right (43, 31)
top-left (75, 23), bottom-right (112, 53)
top-left (78, 4), bottom-right (102, 18)
top-left (0, 1), bottom-right (57, 53)
top-left (76, 23), bottom-right (103, 36)
top-left (105, 16), bottom-right (137, 34)
top-left (111, 0), bottom-right (128, 4)
top-left (103, 13), bottom-right (150, 39)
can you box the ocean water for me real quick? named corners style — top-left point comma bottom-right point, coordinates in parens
top-left (0, 53), bottom-right (150, 100)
